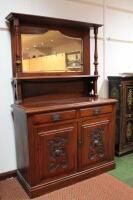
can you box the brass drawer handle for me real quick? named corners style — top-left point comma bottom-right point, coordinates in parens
top-left (93, 108), bottom-right (101, 115)
top-left (52, 113), bottom-right (61, 122)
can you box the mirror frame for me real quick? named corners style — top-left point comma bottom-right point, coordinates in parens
top-left (6, 13), bottom-right (102, 78)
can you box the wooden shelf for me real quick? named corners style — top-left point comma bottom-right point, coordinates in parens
top-left (12, 75), bottom-right (99, 81)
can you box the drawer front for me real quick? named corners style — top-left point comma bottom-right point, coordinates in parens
top-left (33, 110), bottom-right (76, 124)
top-left (80, 105), bottom-right (112, 118)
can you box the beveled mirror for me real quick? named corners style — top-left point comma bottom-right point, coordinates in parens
top-left (21, 30), bottom-right (83, 73)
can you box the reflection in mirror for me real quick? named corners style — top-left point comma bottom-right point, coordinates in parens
top-left (21, 30), bottom-right (83, 73)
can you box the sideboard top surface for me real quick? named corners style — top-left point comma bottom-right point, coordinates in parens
top-left (108, 73), bottom-right (133, 80)
top-left (12, 97), bottom-right (117, 114)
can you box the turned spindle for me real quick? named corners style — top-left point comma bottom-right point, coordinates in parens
top-left (94, 27), bottom-right (98, 75)
top-left (13, 18), bottom-right (22, 75)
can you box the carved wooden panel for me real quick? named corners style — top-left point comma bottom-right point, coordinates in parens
top-left (48, 135), bottom-right (68, 172)
top-left (108, 79), bottom-right (121, 147)
top-left (88, 128), bottom-right (105, 160)
top-left (126, 86), bottom-right (133, 113)
top-left (33, 122), bottom-right (77, 183)
top-left (108, 76), bottom-right (133, 156)
top-left (125, 120), bottom-right (133, 142)
top-left (123, 85), bottom-right (133, 145)
top-left (78, 115), bottom-right (112, 169)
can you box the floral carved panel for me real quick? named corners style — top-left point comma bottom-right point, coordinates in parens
top-left (88, 128), bottom-right (105, 160)
top-left (47, 135), bottom-right (69, 172)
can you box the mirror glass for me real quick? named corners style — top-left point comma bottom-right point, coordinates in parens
top-left (21, 30), bottom-right (83, 73)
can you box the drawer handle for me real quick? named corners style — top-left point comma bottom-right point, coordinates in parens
top-left (93, 108), bottom-right (101, 115)
top-left (52, 113), bottom-right (61, 122)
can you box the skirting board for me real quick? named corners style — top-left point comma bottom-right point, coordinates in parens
top-left (0, 170), bottom-right (17, 181)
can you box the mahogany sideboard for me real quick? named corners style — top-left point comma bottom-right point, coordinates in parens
top-left (6, 12), bottom-right (116, 198)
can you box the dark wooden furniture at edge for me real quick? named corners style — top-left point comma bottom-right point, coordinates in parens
top-left (6, 13), bottom-right (117, 198)
top-left (108, 74), bottom-right (133, 156)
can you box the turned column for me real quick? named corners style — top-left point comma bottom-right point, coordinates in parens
top-left (93, 27), bottom-right (99, 96)
top-left (94, 27), bottom-right (99, 75)
top-left (13, 18), bottom-right (22, 76)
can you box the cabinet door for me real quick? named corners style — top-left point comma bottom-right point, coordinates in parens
top-left (121, 83), bottom-right (133, 148)
top-left (33, 122), bottom-right (77, 183)
top-left (108, 79), bottom-right (121, 148)
top-left (78, 115), bottom-right (113, 169)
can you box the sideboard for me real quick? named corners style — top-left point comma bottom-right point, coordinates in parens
top-left (6, 12), bottom-right (116, 198)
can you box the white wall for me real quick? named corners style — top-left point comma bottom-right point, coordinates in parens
top-left (0, 0), bottom-right (133, 173)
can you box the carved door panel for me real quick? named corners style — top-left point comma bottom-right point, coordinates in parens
top-left (34, 122), bottom-right (77, 183)
top-left (109, 79), bottom-right (122, 147)
top-left (122, 84), bottom-right (133, 147)
top-left (78, 115), bottom-right (113, 169)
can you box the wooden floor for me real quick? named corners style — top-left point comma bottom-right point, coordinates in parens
top-left (0, 173), bottom-right (133, 200)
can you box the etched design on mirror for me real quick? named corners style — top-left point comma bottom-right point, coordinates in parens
top-left (21, 30), bottom-right (83, 73)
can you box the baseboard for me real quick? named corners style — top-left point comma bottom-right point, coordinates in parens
top-left (0, 170), bottom-right (17, 181)
top-left (17, 161), bottom-right (115, 198)
top-left (116, 149), bottom-right (133, 157)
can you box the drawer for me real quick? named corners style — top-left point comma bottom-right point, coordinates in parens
top-left (80, 105), bottom-right (112, 118)
top-left (33, 110), bottom-right (76, 124)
